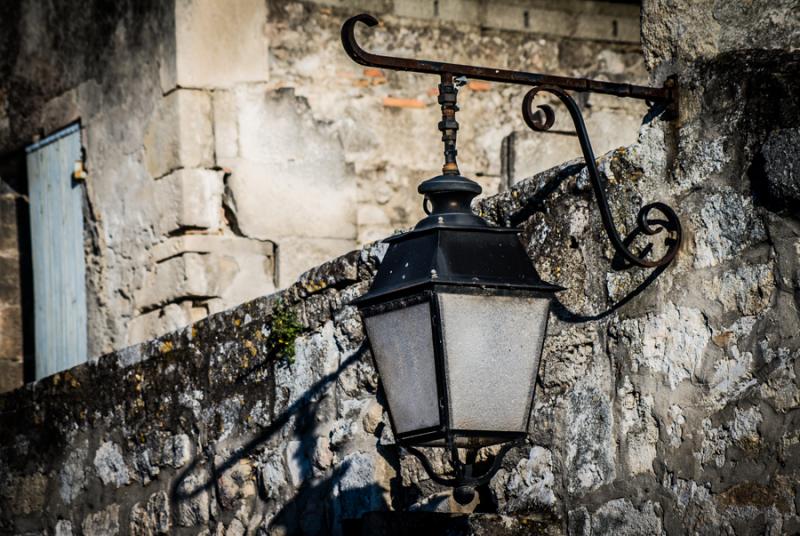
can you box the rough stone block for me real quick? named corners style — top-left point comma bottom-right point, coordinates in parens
top-left (93, 441), bottom-right (130, 488)
top-left (54, 520), bottom-right (73, 536)
top-left (6, 473), bottom-right (47, 515)
top-left (617, 380), bottom-right (658, 476)
top-left (129, 491), bottom-right (170, 535)
top-left (134, 253), bottom-right (219, 310)
top-left (590, 499), bottom-right (662, 535)
top-left (127, 303), bottom-right (194, 347)
top-left (148, 235), bottom-right (275, 308)
top-left (566, 386), bottom-right (615, 494)
top-left (0, 357), bottom-right (22, 394)
top-left (692, 190), bottom-right (767, 268)
top-left (143, 90), bottom-right (213, 179)
top-left (176, 467), bottom-right (211, 526)
top-left (276, 237), bottom-right (358, 288)
top-left (507, 107), bottom-right (642, 186)
top-left (173, 0), bottom-right (269, 89)
top-left (82, 504), bottom-right (120, 536)
top-left (0, 194), bottom-right (19, 252)
top-left (491, 446), bottom-right (557, 512)
top-left (637, 304), bottom-right (710, 390)
top-left (155, 168), bottom-right (223, 233)
top-left (58, 440), bottom-right (88, 505)
top-left (212, 90), bottom-right (239, 160)
top-left (0, 304), bottom-right (22, 359)
top-left (761, 127), bottom-right (800, 205)
top-left (215, 458), bottom-right (256, 510)
top-left (337, 452), bottom-right (387, 521)
top-left (218, 88), bottom-right (357, 242)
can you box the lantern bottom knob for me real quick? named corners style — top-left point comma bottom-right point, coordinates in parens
top-left (453, 485), bottom-right (476, 505)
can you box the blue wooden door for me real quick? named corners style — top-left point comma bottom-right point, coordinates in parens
top-left (25, 123), bottom-right (87, 379)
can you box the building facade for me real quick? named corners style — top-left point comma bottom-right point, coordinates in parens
top-left (0, 0), bottom-right (646, 390)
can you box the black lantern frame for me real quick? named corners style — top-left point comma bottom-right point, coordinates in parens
top-left (356, 229), bottom-right (562, 448)
top-left (342, 13), bottom-right (683, 501)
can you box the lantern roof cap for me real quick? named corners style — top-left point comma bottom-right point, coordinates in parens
top-left (354, 223), bottom-right (564, 307)
top-left (418, 174), bottom-right (482, 195)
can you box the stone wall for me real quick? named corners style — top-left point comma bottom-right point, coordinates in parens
top-left (1, 1), bottom-right (799, 535)
top-left (0, 0), bottom-right (646, 383)
top-left (2, 16), bottom-right (800, 528)
top-left (0, 0), bottom-right (278, 365)
top-left (0, 185), bottom-right (27, 391)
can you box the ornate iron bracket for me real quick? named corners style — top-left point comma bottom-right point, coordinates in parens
top-left (404, 440), bottom-right (522, 505)
top-left (522, 86), bottom-right (681, 267)
top-left (342, 13), bottom-right (682, 269)
top-left (342, 13), bottom-right (683, 495)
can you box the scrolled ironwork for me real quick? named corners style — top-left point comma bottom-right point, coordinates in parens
top-left (524, 102), bottom-right (556, 132)
top-left (522, 86), bottom-right (682, 268)
top-left (404, 440), bottom-right (521, 490)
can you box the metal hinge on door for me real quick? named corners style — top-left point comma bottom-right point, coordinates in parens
top-left (73, 148), bottom-right (87, 181)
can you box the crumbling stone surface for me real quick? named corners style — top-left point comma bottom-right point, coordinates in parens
top-left (0, 189), bottom-right (24, 391)
top-left (0, 1), bottom-right (799, 536)
top-left (129, 490), bottom-right (171, 535)
top-left (351, 512), bottom-right (562, 535)
top-left (761, 128), bottom-right (800, 207)
top-left (82, 504), bottom-right (120, 536)
top-left (94, 440), bottom-right (131, 488)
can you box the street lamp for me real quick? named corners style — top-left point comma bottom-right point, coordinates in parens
top-left (344, 14), bottom-right (682, 503)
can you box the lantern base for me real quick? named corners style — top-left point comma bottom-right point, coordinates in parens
top-left (453, 485), bottom-right (476, 505)
top-left (403, 439), bottom-right (523, 495)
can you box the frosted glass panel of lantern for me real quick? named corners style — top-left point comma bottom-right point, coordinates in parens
top-left (438, 293), bottom-right (549, 432)
top-left (363, 301), bottom-right (440, 434)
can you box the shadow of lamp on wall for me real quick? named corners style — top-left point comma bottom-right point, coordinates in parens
top-left (343, 14), bottom-right (683, 505)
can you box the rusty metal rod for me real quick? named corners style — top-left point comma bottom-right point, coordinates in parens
top-left (342, 14), bottom-right (675, 103)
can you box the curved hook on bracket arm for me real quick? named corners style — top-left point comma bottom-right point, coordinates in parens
top-left (341, 14), bottom-right (675, 103)
top-left (522, 86), bottom-right (682, 268)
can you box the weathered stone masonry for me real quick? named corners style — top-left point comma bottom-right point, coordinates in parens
top-left (0, 0), bottom-right (647, 384)
top-left (2, 78), bottom-right (800, 535)
top-left (1, 0), bottom-right (800, 535)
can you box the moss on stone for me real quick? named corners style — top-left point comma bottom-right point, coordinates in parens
top-left (266, 300), bottom-right (304, 364)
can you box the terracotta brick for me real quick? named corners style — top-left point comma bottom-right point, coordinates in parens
top-left (382, 97), bottom-right (426, 109)
top-left (467, 80), bottom-right (492, 91)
